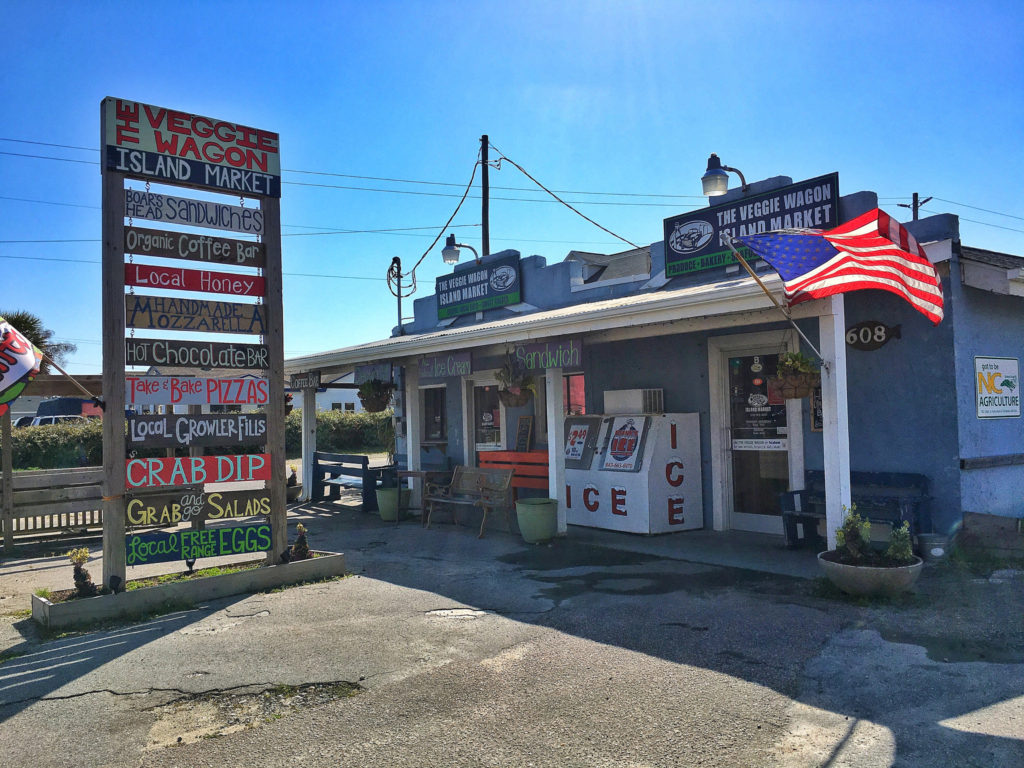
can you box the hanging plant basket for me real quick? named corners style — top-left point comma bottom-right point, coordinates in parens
top-left (497, 388), bottom-right (533, 408)
top-left (357, 379), bottom-right (395, 413)
top-left (358, 392), bottom-right (392, 412)
top-left (767, 372), bottom-right (820, 400)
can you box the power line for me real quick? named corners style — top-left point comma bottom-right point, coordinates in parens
top-left (0, 137), bottom-right (706, 199)
top-left (489, 141), bottom-right (642, 250)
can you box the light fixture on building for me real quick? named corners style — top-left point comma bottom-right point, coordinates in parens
top-left (701, 153), bottom-right (749, 196)
top-left (442, 233), bottom-right (480, 265)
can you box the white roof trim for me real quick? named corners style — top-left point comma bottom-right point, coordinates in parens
top-left (285, 273), bottom-right (786, 374)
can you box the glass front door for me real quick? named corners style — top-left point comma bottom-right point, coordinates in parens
top-left (473, 384), bottom-right (502, 452)
top-left (728, 354), bottom-right (789, 532)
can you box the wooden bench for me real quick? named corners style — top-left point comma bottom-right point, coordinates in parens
top-left (779, 469), bottom-right (930, 548)
top-left (477, 450), bottom-right (549, 499)
top-left (312, 452), bottom-right (396, 512)
top-left (423, 466), bottom-right (514, 538)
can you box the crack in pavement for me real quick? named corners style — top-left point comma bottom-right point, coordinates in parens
top-left (1, 679), bottom-right (362, 709)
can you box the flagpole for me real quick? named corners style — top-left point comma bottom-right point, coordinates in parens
top-left (38, 352), bottom-right (104, 406)
top-left (721, 234), bottom-right (825, 363)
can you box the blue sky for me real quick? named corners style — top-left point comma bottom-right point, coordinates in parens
top-left (1, 0), bottom-right (1022, 374)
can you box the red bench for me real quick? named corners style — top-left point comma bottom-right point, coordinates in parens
top-left (477, 450), bottom-right (550, 499)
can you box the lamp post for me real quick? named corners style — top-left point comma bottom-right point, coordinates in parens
top-left (441, 234), bottom-right (480, 266)
top-left (701, 153), bottom-right (749, 196)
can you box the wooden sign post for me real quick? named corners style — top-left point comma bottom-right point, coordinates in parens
top-left (101, 97), bottom-right (285, 589)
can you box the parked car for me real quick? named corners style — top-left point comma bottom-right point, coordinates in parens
top-left (12, 416), bottom-right (34, 428)
top-left (29, 415), bottom-right (88, 427)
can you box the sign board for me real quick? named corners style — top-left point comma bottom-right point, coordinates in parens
top-left (125, 263), bottom-right (265, 297)
top-left (289, 371), bottom-right (321, 389)
top-left (436, 253), bottom-right (521, 320)
top-left (125, 189), bottom-right (265, 235)
top-left (419, 351), bottom-right (471, 382)
top-left (124, 226), bottom-right (265, 268)
top-left (663, 173), bottom-right (839, 277)
top-left (126, 338), bottom-right (269, 369)
top-left (515, 415), bottom-right (533, 452)
top-left (515, 337), bottom-right (582, 371)
top-left (846, 321), bottom-right (900, 351)
top-left (126, 453), bottom-right (271, 488)
top-left (975, 357), bottom-right (1020, 418)
top-left (104, 97), bottom-right (280, 197)
top-left (126, 375), bottom-right (269, 406)
top-left (601, 416), bottom-right (650, 472)
top-left (126, 522), bottom-right (272, 566)
top-left (729, 354), bottom-right (788, 451)
top-left (128, 412), bottom-right (267, 447)
top-left (126, 295), bottom-right (266, 335)
top-left (354, 363), bottom-right (392, 384)
top-left (127, 487), bottom-right (270, 526)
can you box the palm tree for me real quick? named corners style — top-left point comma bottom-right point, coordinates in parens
top-left (0, 310), bottom-right (77, 375)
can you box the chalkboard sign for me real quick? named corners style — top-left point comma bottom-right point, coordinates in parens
top-left (515, 415), bottom-right (533, 452)
top-left (811, 387), bottom-right (823, 432)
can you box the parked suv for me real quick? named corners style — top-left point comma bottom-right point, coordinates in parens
top-left (29, 415), bottom-right (87, 427)
top-left (12, 416), bottom-right (34, 428)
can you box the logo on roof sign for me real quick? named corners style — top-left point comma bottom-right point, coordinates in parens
top-left (489, 265), bottom-right (517, 292)
top-left (668, 219), bottom-right (714, 254)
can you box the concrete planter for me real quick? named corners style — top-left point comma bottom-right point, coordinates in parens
top-left (818, 551), bottom-right (923, 597)
top-left (32, 551), bottom-right (346, 629)
top-left (286, 484), bottom-right (303, 502)
top-left (516, 498), bottom-right (558, 544)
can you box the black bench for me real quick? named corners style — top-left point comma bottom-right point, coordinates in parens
top-left (779, 469), bottom-right (930, 548)
top-left (312, 452), bottom-right (396, 512)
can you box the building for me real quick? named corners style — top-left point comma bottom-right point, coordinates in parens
top-left (285, 172), bottom-right (1024, 545)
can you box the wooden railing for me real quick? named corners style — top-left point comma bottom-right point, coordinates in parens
top-left (1, 467), bottom-right (105, 551)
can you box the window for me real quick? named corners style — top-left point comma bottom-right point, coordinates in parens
top-left (331, 403), bottom-right (342, 410)
top-left (563, 373), bottom-right (586, 415)
top-left (422, 386), bottom-right (447, 441)
top-left (344, 403), bottom-right (355, 412)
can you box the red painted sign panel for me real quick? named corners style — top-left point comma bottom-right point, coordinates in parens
top-left (126, 376), bottom-right (269, 406)
top-left (125, 264), bottom-right (264, 297)
top-left (126, 453), bottom-right (271, 488)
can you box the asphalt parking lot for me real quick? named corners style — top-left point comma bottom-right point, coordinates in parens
top-left (1, 498), bottom-right (1022, 767)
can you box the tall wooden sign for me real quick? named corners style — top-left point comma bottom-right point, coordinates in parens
top-left (101, 97), bottom-right (286, 589)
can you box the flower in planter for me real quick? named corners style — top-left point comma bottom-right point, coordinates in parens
top-left (290, 523), bottom-right (310, 561)
top-left (776, 351), bottom-right (820, 377)
top-left (68, 547), bottom-right (98, 598)
top-left (496, 353), bottom-right (536, 406)
top-left (287, 464), bottom-right (299, 487)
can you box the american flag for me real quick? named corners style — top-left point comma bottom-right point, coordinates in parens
top-left (734, 208), bottom-right (944, 325)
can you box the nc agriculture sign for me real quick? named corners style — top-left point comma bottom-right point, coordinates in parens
top-left (975, 357), bottom-right (1020, 418)
top-left (104, 98), bottom-right (280, 196)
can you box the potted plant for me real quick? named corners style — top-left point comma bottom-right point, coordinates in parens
top-left (496, 353), bottom-right (536, 408)
top-left (768, 351), bottom-right (821, 399)
top-left (358, 378), bottom-right (395, 412)
top-left (286, 463), bottom-right (302, 502)
top-left (817, 506), bottom-right (924, 597)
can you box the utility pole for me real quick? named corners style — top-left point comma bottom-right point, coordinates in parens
top-left (481, 134), bottom-right (490, 258)
top-left (898, 192), bottom-right (932, 221)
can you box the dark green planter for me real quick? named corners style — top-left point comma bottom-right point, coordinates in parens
top-left (377, 487), bottom-right (411, 521)
top-left (516, 498), bottom-right (558, 544)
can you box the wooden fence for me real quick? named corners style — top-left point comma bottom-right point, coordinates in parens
top-left (1, 467), bottom-right (104, 551)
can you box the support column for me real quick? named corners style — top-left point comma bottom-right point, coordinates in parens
top-left (545, 368), bottom-right (566, 533)
top-left (819, 295), bottom-right (852, 549)
top-left (405, 364), bottom-right (421, 472)
top-left (301, 386), bottom-right (317, 501)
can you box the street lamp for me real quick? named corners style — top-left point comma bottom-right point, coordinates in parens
top-left (701, 153), bottom-right (749, 196)
top-left (442, 234), bottom-right (480, 265)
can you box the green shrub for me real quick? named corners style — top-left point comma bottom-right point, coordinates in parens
top-left (11, 409), bottom-right (393, 469)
